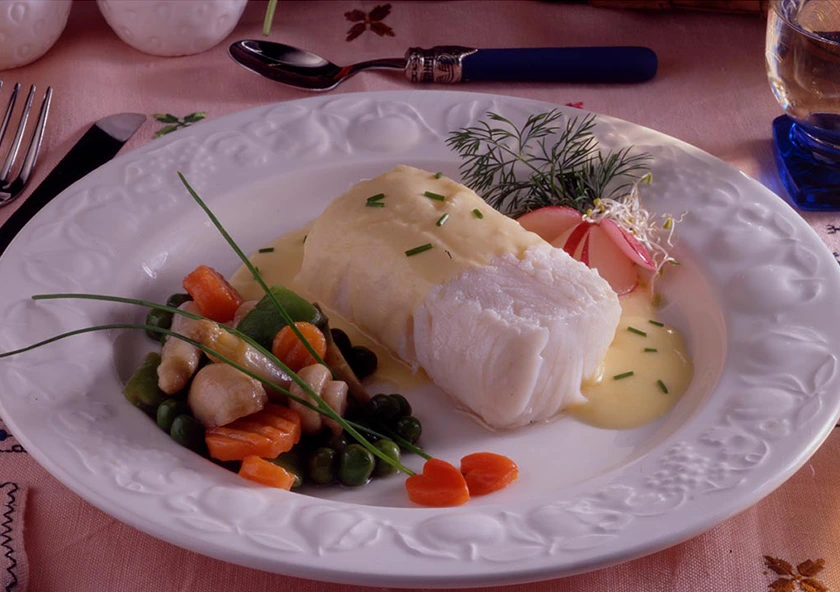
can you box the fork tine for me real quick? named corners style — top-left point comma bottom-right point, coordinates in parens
top-left (0, 84), bottom-right (35, 183)
top-left (0, 82), bottom-right (21, 149)
top-left (13, 87), bottom-right (52, 188)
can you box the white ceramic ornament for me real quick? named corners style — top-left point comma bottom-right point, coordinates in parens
top-left (97, 0), bottom-right (248, 57)
top-left (0, 0), bottom-right (72, 71)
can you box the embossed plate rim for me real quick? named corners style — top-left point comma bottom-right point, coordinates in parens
top-left (1, 91), bottom-right (840, 587)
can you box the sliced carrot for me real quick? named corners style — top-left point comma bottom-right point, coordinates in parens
top-left (271, 321), bottom-right (327, 372)
top-left (405, 458), bottom-right (470, 507)
top-left (182, 264), bottom-right (243, 323)
top-left (460, 452), bottom-right (519, 496)
top-left (205, 404), bottom-right (301, 461)
top-left (239, 455), bottom-right (295, 490)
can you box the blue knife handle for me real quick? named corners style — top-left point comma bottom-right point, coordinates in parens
top-left (461, 47), bottom-right (657, 83)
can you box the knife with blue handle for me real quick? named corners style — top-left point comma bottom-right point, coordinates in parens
top-left (0, 113), bottom-right (146, 258)
top-left (407, 45), bottom-right (657, 84)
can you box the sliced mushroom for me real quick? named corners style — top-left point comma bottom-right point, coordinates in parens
top-left (158, 301), bottom-right (202, 395)
top-left (188, 363), bottom-right (268, 427)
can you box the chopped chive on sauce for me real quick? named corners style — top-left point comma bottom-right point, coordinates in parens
top-left (302, 235), bottom-right (307, 244)
top-left (445, 249), bottom-right (453, 259)
top-left (405, 243), bottom-right (433, 257)
top-left (644, 347), bottom-right (658, 353)
top-left (258, 247), bottom-right (275, 254)
top-left (436, 213), bottom-right (450, 227)
top-left (627, 326), bottom-right (647, 337)
top-left (648, 320), bottom-right (665, 327)
top-left (366, 201), bottom-right (386, 208)
top-left (472, 208), bottom-right (484, 219)
top-left (657, 379), bottom-right (669, 394)
top-left (366, 193), bottom-right (385, 203)
top-left (424, 191), bottom-right (446, 202)
top-left (613, 371), bottom-right (635, 380)
top-left (434, 171), bottom-right (443, 179)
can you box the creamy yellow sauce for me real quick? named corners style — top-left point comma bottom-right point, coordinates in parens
top-left (230, 226), bottom-right (692, 430)
top-left (229, 225), bottom-right (427, 390)
top-left (571, 289), bottom-right (693, 429)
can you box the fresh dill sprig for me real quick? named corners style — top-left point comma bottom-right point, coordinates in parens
top-left (446, 110), bottom-right (651, 218)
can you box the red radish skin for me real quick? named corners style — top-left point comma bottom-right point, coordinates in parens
top-left (600, 218), bottom-right (656, 271)
top-left (516, 206), bottom-right (582, 242)
top-left (557, 221), bottom-right (592, 258)
top-left (587, 224), bottom-right (638, 295)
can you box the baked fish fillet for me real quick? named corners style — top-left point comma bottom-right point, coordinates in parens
top-left (296, 165), bottom-right (621, 429)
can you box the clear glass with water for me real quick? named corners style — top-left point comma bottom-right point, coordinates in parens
top-left (766, 0), bottom-right (840, 209)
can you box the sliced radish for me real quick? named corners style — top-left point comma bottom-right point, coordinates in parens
top-left (600, 218), bottom-right (656, 271)
top-left (551, 221), bottom-right (592, 259)
top-left (587, 224), bottom-right (639, 295)
top-left (517, 206), bottom-right (582, 242)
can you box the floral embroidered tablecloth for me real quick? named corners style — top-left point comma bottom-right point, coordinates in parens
top-left (1, 1), bottom-right (839, 591)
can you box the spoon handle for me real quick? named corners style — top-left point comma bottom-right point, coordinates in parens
top-left (405, 46), bottom-right (657, 84)
top-left (464, 47), bottom-right (657, 83)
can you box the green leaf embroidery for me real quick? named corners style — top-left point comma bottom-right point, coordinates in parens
top-left (154, 113), bottom-right (179, 123)
top-left (154, 124), bottom-right (180, 138)
top-left (153, 112), bottom-right (209, 138)
top-left (183, 112), bottom-right (206, 123)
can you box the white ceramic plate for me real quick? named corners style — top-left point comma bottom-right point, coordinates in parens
top-left (1, 91), bottom-right (839, 587)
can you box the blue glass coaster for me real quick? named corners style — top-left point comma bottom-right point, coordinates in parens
top-left (773, 114), bottom-right (840, 211)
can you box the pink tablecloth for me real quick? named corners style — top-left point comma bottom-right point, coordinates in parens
top-left (2, 1), bottom-right (839, 590)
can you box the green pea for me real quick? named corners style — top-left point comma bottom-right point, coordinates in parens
top-left (308, 447), bottom-right (338, 485)
top-left (170, 415), bottom-right (205, 453)
top-left (123, 352), bottom-right (168, 415)
top-left (156, 398), bottom-right (189, 432)
top-left (394, 416), bottom-right (422, 445)
top-left (366, 393), bottom-right (400, 423)
top-left (326, 431), bottom-right (350, 452)
top-left (372, 439), bottom-right (401, 478)
top-left (390, 394), bottom-right (412, 418)
top-left (145, 308), bottom-right (173, 341)
top-left (339, 444), bottom-right (375, 487)
top-left (270, 451), bottom-right (305, 489)
top-left (166, 293), bottom-right (192, 308)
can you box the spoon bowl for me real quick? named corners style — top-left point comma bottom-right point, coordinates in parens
top-left (228, 40), bottom-right (405, 91)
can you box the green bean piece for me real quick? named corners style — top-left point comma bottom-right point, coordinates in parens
top-left (308, 447), bottom-right (338, 485)
top-left (339, 444), bottom-right (375, 487)
top-left (372, 439), bottom-right (401, 478)
top-left (269, 451), bottom-right (305, 488)
top-left (156, 399), bottom-right (189, 432)
top-left (394, 416), bottom-right (422, 445)
top-left (123, 352), bottom-right (168, 415)
top-left (236, 286), bottom-right (325, 350)
top-left (390, 394), bottom-right (412, 418)
top-left (165, 293), bottom-right (192, 308)
top-left (145, 308), bottom-right (173, 341)
top-left (170, 415), bottom-right (206, 453)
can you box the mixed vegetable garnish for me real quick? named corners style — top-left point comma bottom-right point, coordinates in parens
top-left (0, 173), bottom-right (518, 507)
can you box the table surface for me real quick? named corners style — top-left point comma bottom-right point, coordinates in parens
top-left (2, 1), bottom-right (840, 591)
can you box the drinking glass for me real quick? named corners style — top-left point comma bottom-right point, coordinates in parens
top-left (766, 0), bottom-right (840, 210)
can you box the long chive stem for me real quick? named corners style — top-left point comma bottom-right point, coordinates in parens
top-left (0, 320), bottom-right (417, 477)
top-left (262, 0), bottom-right (278, 36)
top-left (176, 173), bottom-right (325, 368)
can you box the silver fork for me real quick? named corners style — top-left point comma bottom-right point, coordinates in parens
top-left (0, 82), bottom-right (52, 207)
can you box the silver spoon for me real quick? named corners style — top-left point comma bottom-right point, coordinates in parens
top-left (229, 40), bottom-right (658, 92)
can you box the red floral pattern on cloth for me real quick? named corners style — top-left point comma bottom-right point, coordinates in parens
top-left (345, 4), bottom-right (396, 41)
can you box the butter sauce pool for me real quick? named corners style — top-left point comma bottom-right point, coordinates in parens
top-left (229, 227), bottom-right (692, 430)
